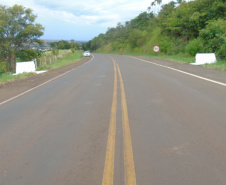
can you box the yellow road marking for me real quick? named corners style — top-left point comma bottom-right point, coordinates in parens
top-left (102, 61), bottom-right (117, 185)
top-left (117, 63), bottom-right (137, 185)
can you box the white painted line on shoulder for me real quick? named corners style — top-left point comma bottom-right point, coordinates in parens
top-left (0, 56), bottom-right (94, 106)
top-left (130, 56), bottom-right (226, 87)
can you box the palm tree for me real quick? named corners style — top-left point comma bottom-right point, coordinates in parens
top-left (156, 0), bottom-right (162, 5)
top-left (155, 0), bottom-right (162, 14)
top-left (148, 0), bottom-right (162, 15)
top-left (177, 0), bottom-right (183, 4)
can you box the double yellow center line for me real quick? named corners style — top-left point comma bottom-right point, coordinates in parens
top-left (102, 59), bottom-right (137, 185)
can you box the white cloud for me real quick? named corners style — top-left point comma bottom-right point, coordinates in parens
top-left (1, 0), bottom-right (164, 40)
top-left (0, 0), bottom-right (152, 27)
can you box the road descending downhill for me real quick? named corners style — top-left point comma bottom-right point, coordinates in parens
top-left (0, 54), bottom-right (226, 185)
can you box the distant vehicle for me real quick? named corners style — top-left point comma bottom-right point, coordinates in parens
top-left (83, 51), bottom-right (91, 57)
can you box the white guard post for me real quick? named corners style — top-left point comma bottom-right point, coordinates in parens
top-left (191, 53), bottom-right (217, 65)
top-left (16, 61), bottom-right (36, 74)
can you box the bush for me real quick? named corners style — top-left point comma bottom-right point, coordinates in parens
top-left (71, 48), bottom-right (76, 53)
top-left (199, 19), bottom-right (225, 53)
top-left (185, 38), bottom-right (202, 56)
top-left (128, 29), bottom-right (146, 48)
top-left (112, 41), bottom-right (120, 51)
top-left (52, 49), bottom-right (59, 55)
top-left (0, 62), bottom-right (7, 73)
top-left (159, 36), bottom-right (172, 54)
top-left (169, 38), bottom-right (187, 55)
top-left (17, 49), bottom-right (39, 61)
top-left (216, 40), bottom-right (226, 60)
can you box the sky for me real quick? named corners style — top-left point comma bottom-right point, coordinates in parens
top-left (0, 0), bottom-right (165, 41)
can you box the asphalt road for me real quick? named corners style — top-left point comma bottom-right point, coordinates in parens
top-left (0, 54), bottom-right (226, 185)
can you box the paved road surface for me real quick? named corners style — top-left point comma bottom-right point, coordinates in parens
top-left (0, 54), bottom-right (226, 185)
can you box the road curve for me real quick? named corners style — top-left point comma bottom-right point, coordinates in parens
top-left (0, 54), bottom-right (226, 185)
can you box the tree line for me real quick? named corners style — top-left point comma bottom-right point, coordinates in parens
top-left (50, 39), bottom-right (79, 50)
top-left (83, 0), bottom-right (225, 60)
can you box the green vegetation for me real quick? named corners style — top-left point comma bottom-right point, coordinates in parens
top-left (50, 39), bottom-right (80, 50)
top-left (0, 50), bottom-right (83, 85)
top-left (37, 50), bottom-right (82, 70)
top-left (128, 53), bottom-right (195, 64)
top-left (0, 72), bottom-right (35, 86)
top-left (204, 60), bottom-right (226, 71)
top-left (17, 49), bottom-right (43, 61)
top-left (0, 4), bottom-right (82, 85)
top-left (83, 0), bottom-right (226, 70)
top-left (0, 4), bottom-right (44, 72)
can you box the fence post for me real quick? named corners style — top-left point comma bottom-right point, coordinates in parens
top-left (34, 58), bottom-right (37, 69)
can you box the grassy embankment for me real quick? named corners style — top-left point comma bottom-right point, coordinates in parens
top-left (86, 0), bottom-right (225, 71)
top-left (97, 50), bottom-right (226, 71)
top-left (0, 50), bottom-right (83, 86)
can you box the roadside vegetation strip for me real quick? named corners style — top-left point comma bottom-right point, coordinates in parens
top-left (0, 72), bottom-right (35, 86)
top-left (85, 0), bottom-right (225, 69)
top-left (125, 52), bottom-right (195, 64)
top-left (0, 56), bottom-right (94, 106)
top-left (37, 50), bottom-right (83, 70)
top-left (102, 60), bottom-right (117, 185)
top-left (0, 51), bottom-right (83, 86)
top-left (116, 63), bottom-right (137, 185)
top-left (131, 56), bottom-right (226, 87)
top-left (204, 61), bottom-right (226, 71)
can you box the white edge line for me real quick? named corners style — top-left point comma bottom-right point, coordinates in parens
top-left (130, 56), bottom-right (226, 87)
top-left (0, 55), bottom-right (95, 106)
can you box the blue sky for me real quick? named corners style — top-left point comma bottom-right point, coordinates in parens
top-left (0, 0), bottom-right (165, 41)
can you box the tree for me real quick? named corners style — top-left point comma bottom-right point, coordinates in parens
top-left (17, 48), bottom-right (39, 61)
top-left (70, 39), bottom-right (79, 50)
top-left (199, 19), bottom-right (226, 55)
top-left (83, 0), bottom-right (225, 58)
top-left (51, 49), bottom-right (59, 55)
top-left (50, 40), bottom-right (73, 50)
top-left (50, 42), bottom-right (58, 49)
top-left (0, 4), bottom-right (44, 72)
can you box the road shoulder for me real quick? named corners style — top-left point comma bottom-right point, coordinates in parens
top-left (0, 57), bottom-right (92, 103)
top-left (133, 56), bottom-right (226, 84)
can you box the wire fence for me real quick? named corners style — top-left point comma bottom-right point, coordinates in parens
top-left (35, 50), bottom-right (72, 67)
top-left (0, 50), bottom-right (73, 73)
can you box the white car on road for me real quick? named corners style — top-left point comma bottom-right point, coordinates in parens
top-left (83, 51), bottom-right (91, 57)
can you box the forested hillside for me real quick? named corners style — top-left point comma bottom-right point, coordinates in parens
top-left (83, 0), bottom-right (225, 60)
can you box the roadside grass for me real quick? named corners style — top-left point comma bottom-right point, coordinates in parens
top-left (0, 72), bottom-right (35, 86)
top-left (0, 50), bottom-right (83, 86)
top-left (37, 50), bottom-right (82, 70)
top-left (96, 51), bottom-right (226, 71)
top-left (203, 60), bottom-right (226, 71)
top-left (125, 52), bottom-right (195, 64)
